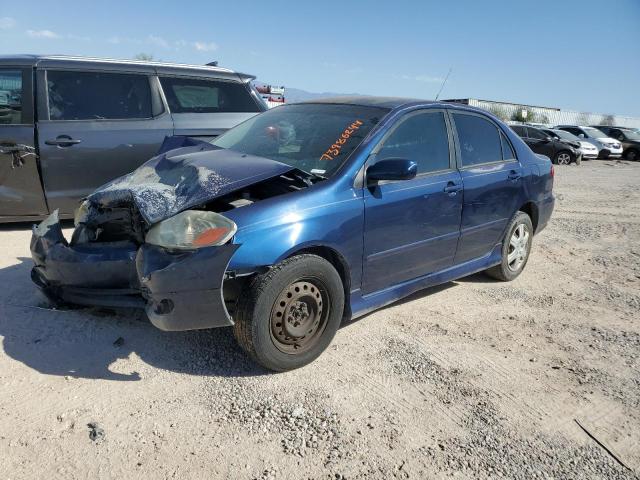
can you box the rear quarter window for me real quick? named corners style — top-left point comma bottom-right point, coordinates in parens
top-left (159, 77), bottom-right (261, 113)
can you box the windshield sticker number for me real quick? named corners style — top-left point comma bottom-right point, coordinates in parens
top-left (320, 120), bottom-right (364, 161)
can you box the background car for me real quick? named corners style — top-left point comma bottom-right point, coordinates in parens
top-left (511, 125), bottom-right (580, 165)
top-left (30, 97), bottom-right (555, 371)
top-left (540, 128), bottom-right (599, 160)
top-left (554, 125), bottom-right (622, 159)
top-left (0, 55), bottom-right (267, 223)
top-left (590, 126), bottom-right (640, 161)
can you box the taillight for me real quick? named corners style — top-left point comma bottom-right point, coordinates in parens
top-left (550, 165), bottom-right (555, 178)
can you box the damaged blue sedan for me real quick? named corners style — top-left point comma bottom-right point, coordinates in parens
top-left (30, 97), bottom-right (555, 371)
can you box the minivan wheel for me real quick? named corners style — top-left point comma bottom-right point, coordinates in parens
top-left (555, 151), bottom-right (572, 165)
top-left (626, 149), bottom-right (638, 161)
top-left (485, 211), bottom-right (533, 282)
top-left (233, 254), bottom-right (344, 372)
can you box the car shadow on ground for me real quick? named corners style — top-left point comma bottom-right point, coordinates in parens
top-left (0, 254), bottom-right (488, 381)
top-left (0, 257), bottom-right (267, 381)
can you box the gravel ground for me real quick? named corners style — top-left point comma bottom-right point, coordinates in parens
top-left (0, 160), bottom-right (639, 479)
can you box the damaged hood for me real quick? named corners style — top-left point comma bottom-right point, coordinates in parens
top-left (87, 142), bottom-right (295, 225)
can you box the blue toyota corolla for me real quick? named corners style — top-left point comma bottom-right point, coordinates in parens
top-left (31, 97), bottom-right (554, 371)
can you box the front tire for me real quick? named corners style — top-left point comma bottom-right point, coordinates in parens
top-left (485, 211), bottom-right (533, 282)
top-left (625, 149), bottom-right (638, 161)
top-left (554, 151), bottom-right (573, 165)
top-left (233, 254), bottom-right (344, 371)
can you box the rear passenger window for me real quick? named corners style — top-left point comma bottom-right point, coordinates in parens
top-left (500, 133), bottom-right (516, 161)
top-left (159, 77), bottom-right (260, 113)
top-left (376, 111), bottom-right (450, 174)
top-left (0, 70), bottom-right (23, 125)
top-left (47, 71), bottom-right (152, 120)
top-left (452, 113), bottom-right (502, 166)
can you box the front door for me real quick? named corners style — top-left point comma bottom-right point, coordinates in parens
top-left (36, 69), bottom-right (173, 214)
top-left (0, 67), bottom-right (48, 218)
top-left (362, 110), bottom-right (462, 294)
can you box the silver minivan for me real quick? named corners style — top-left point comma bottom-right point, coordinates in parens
top-left (0, 55), bottom-right (266, 223)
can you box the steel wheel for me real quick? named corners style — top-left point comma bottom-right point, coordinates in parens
top-left (507, 223), bottom-right (530, 272)
top-left (270, 279), bottom-right (330, 354)
top-left (556, 152), bottom-right (571, 165)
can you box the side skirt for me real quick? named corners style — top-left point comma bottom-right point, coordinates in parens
top-left (349, 243), bottom-right (502, 320)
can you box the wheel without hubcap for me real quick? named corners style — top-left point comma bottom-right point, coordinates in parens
top-left (270, 279), bottom-right (329, 354)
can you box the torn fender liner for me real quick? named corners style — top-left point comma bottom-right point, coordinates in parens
top-left (87, 143), bottom-right (295, 226)
top-left (136, 243), bottom-right (240, 331)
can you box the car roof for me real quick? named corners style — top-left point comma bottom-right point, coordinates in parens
top-left (298, 96), bottom-right (433, 109)
top-left (0, 54), bottom-right (255, 82)
top-left (296, 95), bottom-right (495, 115)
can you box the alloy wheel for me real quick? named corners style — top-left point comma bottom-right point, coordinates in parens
top-left (507, 223), bottom-right (530, 272)
top-left (557, 152), bottom-right (571, 165)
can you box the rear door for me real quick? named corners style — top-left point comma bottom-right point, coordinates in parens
top-left (159, 76), bottom-right (263, 141)
top-left (0, 67), bottom-right (48, 218)
top-left (525, 127), bottom-right (555, 158)
top-left (362, 110), bottom-right (462, 294)
top-left (36, 69), bottom-right (173, 214)
top-left (450, 111), bottom-right (523, 264)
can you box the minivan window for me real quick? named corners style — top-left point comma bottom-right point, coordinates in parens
top-left (160, 77), bottom-right (261, 113)
top-left (377, 111), bottom-right (450, 174)
top-left (47, 71), bottom-right (152, 120)
top-left (0, 70), bottom-right (23, 125)
top-left (452, 113), bottom-right (502, 166)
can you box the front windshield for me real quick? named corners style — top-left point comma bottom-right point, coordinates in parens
top-left (212, 103), bottom-right (390, 178)
top-left (552, 129), bottom-right (580, 141)
top-left (583, 127), bottom-right (607, 138)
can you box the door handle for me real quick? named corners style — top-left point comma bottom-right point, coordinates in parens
top-left (45, 136), bottom-right (82, 147)
top-left (443, 182), bottom-right (462, 195)
top-left (508, 171), bottom-right (521, 181)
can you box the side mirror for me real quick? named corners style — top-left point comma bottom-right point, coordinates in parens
top-left (578, 133), bottom-right (585, 138)
top-left (544, 136), bottom-right (553, 143)
top-left (367, 158), bottom-right (417, 184)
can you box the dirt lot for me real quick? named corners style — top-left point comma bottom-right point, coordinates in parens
top-left (1, 160), bottom-right (639, 479)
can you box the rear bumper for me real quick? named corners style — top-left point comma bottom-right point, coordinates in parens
top-left (30, 211), bottom-right (239, 331)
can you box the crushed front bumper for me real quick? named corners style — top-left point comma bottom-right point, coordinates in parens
top-left (30, 211), bottom-right (239, 331)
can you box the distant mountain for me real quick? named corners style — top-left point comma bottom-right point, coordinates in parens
top-left (284, 87), bottom-right (361, 103)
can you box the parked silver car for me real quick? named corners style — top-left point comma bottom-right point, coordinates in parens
top-left (553, 125), bottom-right (623, 159)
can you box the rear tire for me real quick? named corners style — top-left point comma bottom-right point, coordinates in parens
top-left (233, 254), bottom-right (344, 372)
top-left (625, 149), bottom-right (638, 161)
top-left (485, 211), bottom-right (533, 282)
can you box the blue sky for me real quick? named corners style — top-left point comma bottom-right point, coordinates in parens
top-left (1, 0), bottom-right (639, 116)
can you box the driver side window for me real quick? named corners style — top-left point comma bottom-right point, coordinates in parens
top-left (377, 111), bottom-right (450, 175)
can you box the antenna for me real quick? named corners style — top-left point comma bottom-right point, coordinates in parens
top-left (434, 67), bottom-right (452, 101)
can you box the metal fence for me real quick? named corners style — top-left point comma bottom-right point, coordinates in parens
top-left (461, 98), bottom-right (640, 128)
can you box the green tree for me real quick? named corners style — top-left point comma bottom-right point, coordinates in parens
top-left (487, 104), bottom-right (509, 121)
top-left (134, 53), bottom-right (154, 61)
top-left (599, 114), bottom-right (616, 126)
top-left (511, 106), bottom-right (537, 123)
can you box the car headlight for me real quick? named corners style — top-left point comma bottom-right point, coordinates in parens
top-left (74, 200), bottom-right (90, 227)
top-left (145, 210), bottom-right (237, 250)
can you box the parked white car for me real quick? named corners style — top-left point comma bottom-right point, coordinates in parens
top-left (554, 125), bottom-right (623, 159)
